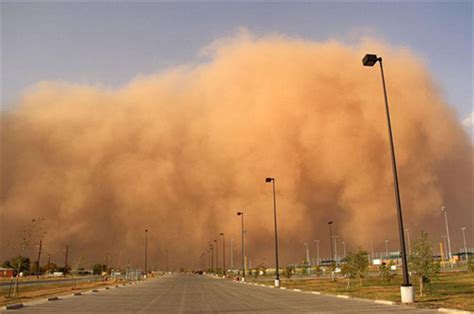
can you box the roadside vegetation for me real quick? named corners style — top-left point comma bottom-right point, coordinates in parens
top-left (245, 231), bottom-right (473, 311)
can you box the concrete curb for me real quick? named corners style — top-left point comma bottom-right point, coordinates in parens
top-left (375, 300), bottom-right (395, 305)
top-left (438, 308), bottom-right (473, 314)
top-left (336, 295), bottom-right (350, 299)
top-left (4, 304), bottom-right (23, 310)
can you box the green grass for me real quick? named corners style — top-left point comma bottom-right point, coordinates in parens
top-left (250, 271), bottom-right (474, 311)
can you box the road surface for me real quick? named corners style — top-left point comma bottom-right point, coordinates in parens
top-left (7, 273), bottom-right (438, 313)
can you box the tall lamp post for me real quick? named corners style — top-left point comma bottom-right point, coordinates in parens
top-left (314, 240), bottom-right (320, 266)
top-left (363, 53), bottom-right (412, 303)
top-left (214, 239), bottom-right (219, 275)
top-left (220, 233), bottom-right (226, 277)
top-left (144, 229), bottom-right (148, 277)
top-left (328, 221), bottom-right (334, 263)
top-left (209, 244), bottom-right (213, 273)
top-left (237, 212), bottom-right (246, 281)
top-left (461, 227), bottom-right (468, 262)
top-left (265, 177), bottom-right (280, 287)
top-left (441, 206), bottom-right (453, 267)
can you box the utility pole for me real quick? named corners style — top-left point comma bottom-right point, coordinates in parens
top-left (36, 239), bottom-right (43, 278)
top-left (47, 253), bottom-right (51, 275)
top-left (64, 245), bottom-right (70, 276)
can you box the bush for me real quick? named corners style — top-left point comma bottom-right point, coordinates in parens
top-left (467, 259), bottom-right (474, 273)
top-left (283, 266), bottom-right (294, 279)
top-left (341, 248), bottom-right (369, 289)
top-left (379, 261), bottom-right (395, 284)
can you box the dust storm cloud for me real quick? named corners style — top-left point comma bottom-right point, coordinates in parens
top-left (1, 34), bottom-right (472, 269)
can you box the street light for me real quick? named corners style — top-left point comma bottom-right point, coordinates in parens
top-left (342, 241), bottom-right (346, 259)
top-left (332, 235), bottom-right (338, 265)
top-left (441, 235), bottom-right (448, 262)
top-left (237, 212), bottom-right (245, 281)
top-left (144, 229), bottom-right (148, 277)
top-left (304, 243), bottom-right (310, 266)
top-left (328, 221), bottom-right (334, 263)
top-left (220, 232), bottom-right (226, 277)
top-left (265, 177), bottom-right (280, 287)
top-left (363, 53), bottom-right (412, 303)
top-left (461, 227), bottom-right (468, 262)
top-left (314, 240), bottom-right (320, 266)
top-left (441, 206), bottom-right (453, 267)
top-left (214, 239), bottom-right (219, 275)
top-left (209, 244), bottom-right (213, 273)
top-left (385, 240), bottom-right (389, 259)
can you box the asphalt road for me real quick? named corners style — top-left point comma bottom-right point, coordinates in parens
top-left (7, 274), bottom-right (438, 313)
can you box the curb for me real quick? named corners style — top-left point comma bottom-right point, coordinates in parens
top-left (47, 297), bottom-right (59, 301)
top-left (375, 300), bottom-right (395, 305)
top-left (336, 295), bottom-right (350, 299)
top-left (438, 308), bottom-right (472, 314)
top-left (4, 304), bottom-right (23, 310)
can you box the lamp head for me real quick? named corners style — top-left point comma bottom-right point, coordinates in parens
top-left (220, 233), bottom-right (224, 236)
top-left (265, 177), bottom-right (274, 183)
top-left (237, 212), bottom-right (242, 216)
top-left (362, 54), bottom-right (379, 66)
top-left (328, 221), bottom-right (333, 225)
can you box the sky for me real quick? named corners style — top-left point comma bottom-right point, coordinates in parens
top-left (2, 1), bottom-right (473, 125)
top-left (1, 1), bottom-right (473, 268)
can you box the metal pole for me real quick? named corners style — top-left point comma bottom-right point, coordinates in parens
top-left (239, 212), bottom-right (245, 281)
top-left (220, 233), bottom-right (226, 276)
top-left (441, 206), bottom-right (453, 266)
top-left (385, 240), bottom-right (389, 258)
top-left (64, 245), bottom-right (69, 276)
top-left (441, 235), bottom-right (448, 262)
top-left (230, 238), bottom-right (234, 269)
top-left (342, 241), bottom-right (346, 258)
top-left (461, 227), bottom-right (468, 262)
top-left (328, 222), bottom-right (334, 262)
top-left (333, 236), bottom-right (338, 265)
top-left (214, 240), bottom-right (218, 275)
top-left (47, 253), bottom-right (51, 275)
top-left (316, 240), bottom-right (320, 266)
top-left (378, 59), bottom-right (410, 287)
top-left (144, 229), bottom-right (148, 276)
top-left (36, 239), bottom-right (42, 278)
top-left (304, 243), bottom-right (310, 266)
top-left (272, 179), bottom-right (280, 284)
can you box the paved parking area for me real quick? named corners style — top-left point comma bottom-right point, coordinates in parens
top-left (5, 274), bottom-right (439, 313)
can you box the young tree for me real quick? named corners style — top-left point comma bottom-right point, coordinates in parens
top-left (409, 231), bottom-right (440, 296)
top-left (379, 261), bottom-right (395, 284)
top-left (341, 248), bottom-right (369, 289)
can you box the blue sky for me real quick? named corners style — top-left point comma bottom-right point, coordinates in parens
top-left (2, 1), bottom-right (472, 123)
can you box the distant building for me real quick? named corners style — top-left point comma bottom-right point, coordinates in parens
top-left (0, 267), bottom-right (14, 278)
